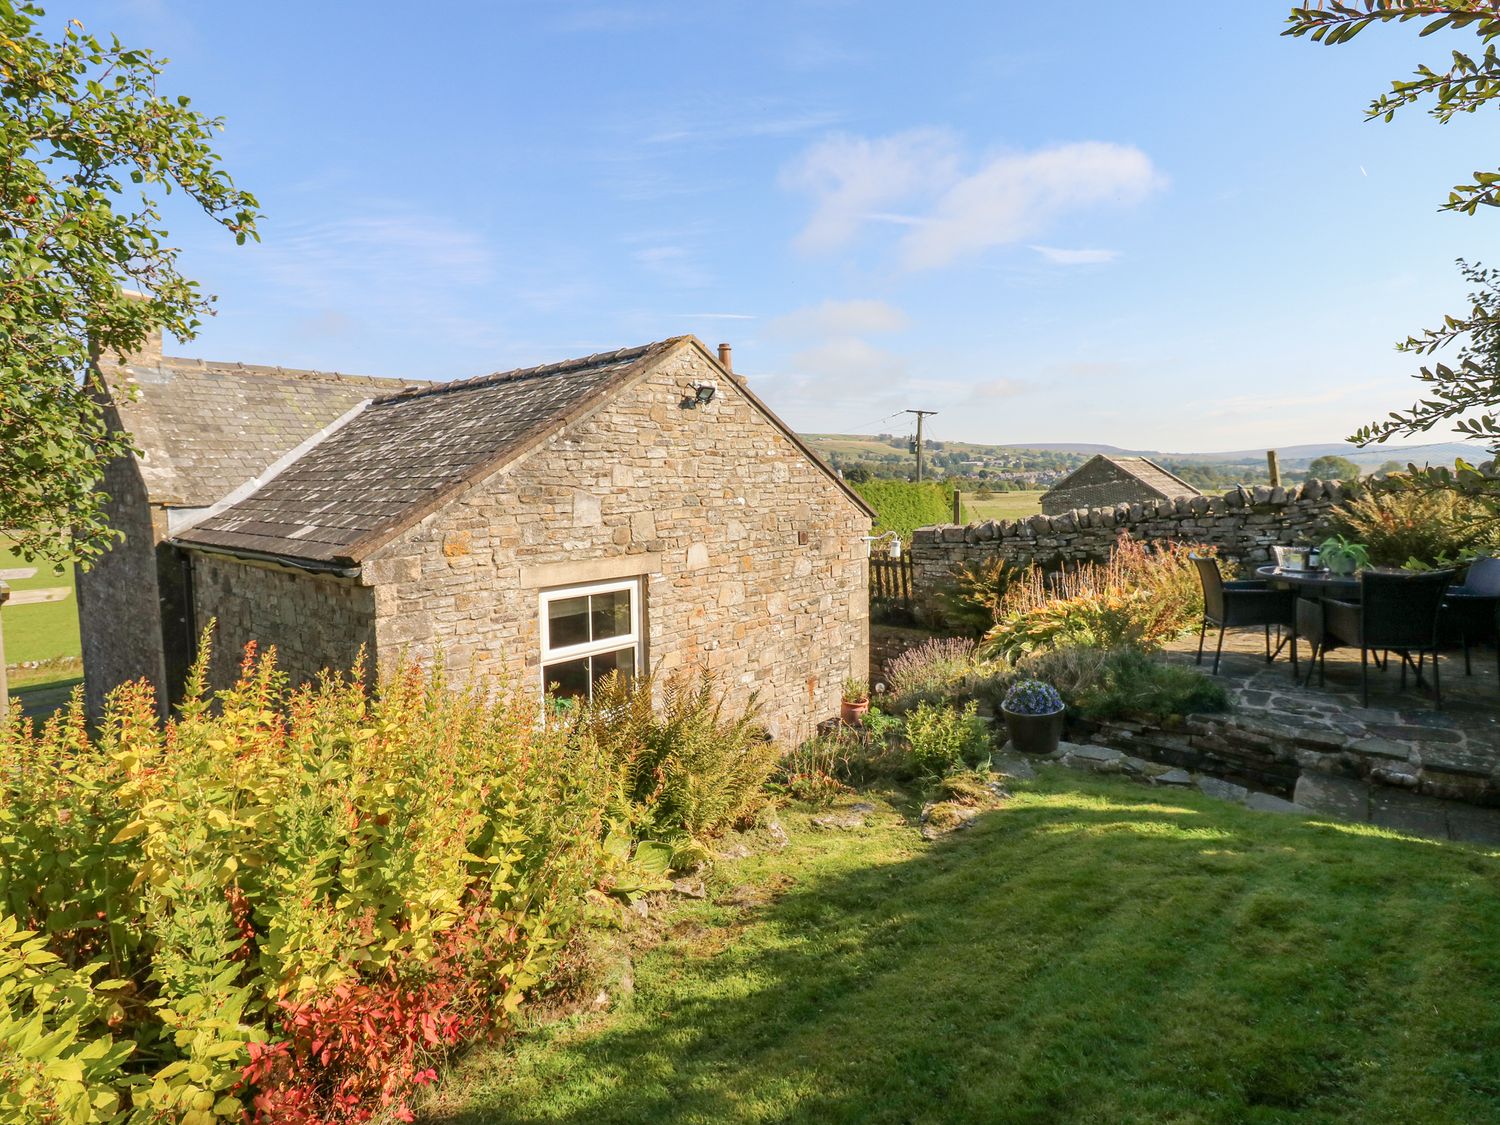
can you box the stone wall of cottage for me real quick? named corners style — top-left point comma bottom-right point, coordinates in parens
top-left (190, 554), bottom-right (377, 690)
top-left (76, 408), bottom-right (169, 721)
top-left (360, 346), bottom-right (871, 741)
top-left (911, 479), bottom-right (1353, 618)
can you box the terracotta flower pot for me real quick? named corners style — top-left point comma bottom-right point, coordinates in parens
top-left (841, 699), bottom-right (870, 726)
top-left (1002, 706), bottom-right (1064, 756)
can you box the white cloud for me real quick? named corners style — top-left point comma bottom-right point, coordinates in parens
top-left (780, 128), bottom-right (960, 253)
top-left (790, 337), bottom-right (908, 383)
top-left (1030, 245), bottom-right (1121, 266)
top-left (784, 132), bottom-right (1163, 269)
top-left (770, 298), bottom-right (909, 338)
top-left (904, 143), bottom-right (1161, 269)
top-left (643, 110), bottom-right (844, 147)
top-left (258, 209), bottom-right (494, 302)
top-left (965, 377), bottom-right (1026, 401)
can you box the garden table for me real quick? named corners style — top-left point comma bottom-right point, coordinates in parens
top-left (1254, 566), bottom-right (1362, 682)
top-left (1253, 566), bottom-right (1362, 600)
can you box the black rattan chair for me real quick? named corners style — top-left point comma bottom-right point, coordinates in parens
top-left (1321, 569), bottom-right (1455, 709)
top-left (1191, 555), bottom-right (1296, 675)
top-left (1442, 556), bottom-right (1500, 687)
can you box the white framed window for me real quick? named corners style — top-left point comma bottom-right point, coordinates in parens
top-left (539, 577), bottom-right (642, 702)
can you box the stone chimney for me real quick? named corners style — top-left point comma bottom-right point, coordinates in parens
top-left (128, 324), bottom-right (163, 366)
top-left (106, 289), bottom-right (163, 368)
top-left (717, 342), bottom-right (748, 387)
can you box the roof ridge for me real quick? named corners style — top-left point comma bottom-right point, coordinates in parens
top-left (129, 356), bottom-right (430, 389)
top-left (377, 338), bottom-right (683, 404)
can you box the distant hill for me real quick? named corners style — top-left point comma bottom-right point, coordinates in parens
top-left (800, 434), bottom-right (1486, 470)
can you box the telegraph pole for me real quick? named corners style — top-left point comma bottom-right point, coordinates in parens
top-left (906, 409), bottom-right (938, 482)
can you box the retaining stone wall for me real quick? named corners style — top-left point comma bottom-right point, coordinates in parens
top-left (910, 479), bottom-right (1355, 618)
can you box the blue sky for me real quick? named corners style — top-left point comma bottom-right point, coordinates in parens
top-left (67, 1), bottom-right (1498, 451)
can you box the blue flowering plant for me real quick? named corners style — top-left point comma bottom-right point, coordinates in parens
top-left (1003, 679), bottom-right (1064, 717)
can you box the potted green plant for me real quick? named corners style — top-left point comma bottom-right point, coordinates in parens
top-left (841, 677), bottom-right (870, 725)
top-left (1317, 535), bottom-right (1372, 577)
top-left (1002, 679), bottom-right (1065, 756)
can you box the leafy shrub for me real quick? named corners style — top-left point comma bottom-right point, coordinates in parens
top-left (940, 556), bottom-right (1019, 637)
top-left (575, 670), bottom-right (781, 842)
top-left (981, 534), bottom-right (1206, 660)
top-left (775, 736), bottom-right (855, 805)
top-left (0, 637), bottom-right (609, 1124)
top-left (1331, 487), bottom-right (1500, 567)
top-left (1019, 646), bottom-right (1228, 723)
top-left (0, 916), bottom-right (134, 1122)
top-left (903, 700), bottom-right (991, 777)
top-left (850, 479), bottom-right (956, 540)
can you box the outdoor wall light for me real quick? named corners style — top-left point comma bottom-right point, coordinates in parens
top-left (692, 382), bottom-right (717, 406)
top-left (863, 531), bottom-right (902, 559)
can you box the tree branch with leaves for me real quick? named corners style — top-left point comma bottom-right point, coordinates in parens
top-left (1286, 2), bottom-right (1500, 476)
top-left (0, 1), bottom-right (259, 565)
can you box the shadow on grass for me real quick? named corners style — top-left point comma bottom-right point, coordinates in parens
top-left (426, 776), bottom-right (1500, 1125)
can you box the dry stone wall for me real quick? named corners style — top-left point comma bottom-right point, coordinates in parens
top-left (911, 479), bottom-right (1354, 617)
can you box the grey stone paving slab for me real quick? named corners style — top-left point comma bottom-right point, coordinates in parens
top-left (1445, 806), bottom-right (1500, 847)
top-left (1293, 773), bottom-right (1371, 822)
top-left (1197, 776), bottom-right (1250, 803)
top-left (990, 755), bottom-right (1037, 782)
top-left (1061, 743), bottom-right (1124, 764)
top-left (1348, 736), bottom-right (1411, 761)
top-left (1153, 768), bottom-right (1193, 786)
top-left (1244, 792), bottom-right (1308, 816)
top-left (1369, 788), bottom-right (1451, 840)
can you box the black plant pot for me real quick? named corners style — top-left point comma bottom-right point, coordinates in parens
top-left (1002, 707), bottom-right (1065, 756)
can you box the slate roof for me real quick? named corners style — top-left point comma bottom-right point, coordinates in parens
top-left (106, 357), bottom-right (425, 506)
top-left (1101, 456), bottom-right (1201, 500)
top-left (172, 340), bottom-right (678, 566)
top-left (1050, 455), bottom-right (1202, 503)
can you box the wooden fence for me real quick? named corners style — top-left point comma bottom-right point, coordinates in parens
top-left (870, 553), bottom-right (913, 610)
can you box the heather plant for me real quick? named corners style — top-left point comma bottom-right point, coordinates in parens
top-left (575, 670), bottom-right (781, 843)
top-left (884, 637), bottom-right (981, 713)
top-left (0, 634), bottom-right (610, 1124)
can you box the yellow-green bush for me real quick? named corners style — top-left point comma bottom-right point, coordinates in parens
top-left (0, 637), bottom-right (609, 1123)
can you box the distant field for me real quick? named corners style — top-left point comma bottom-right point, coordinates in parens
top-left (804, 435), bottom-right (911, 459)
top-left (961, 491), bottom-right (1044, 522)
top-left (0, 537), bottom-right (81, 665)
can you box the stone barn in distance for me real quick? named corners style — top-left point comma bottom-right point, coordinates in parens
top-left (78, 334), bottom-right (873, 740)
top-left (1041, 454), bottom-right (1202, 516)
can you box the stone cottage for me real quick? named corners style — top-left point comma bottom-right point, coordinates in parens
top-left (1040, 454), bottom-right (1201, 516)
top-left (79, 334), bottom-right (873, 739)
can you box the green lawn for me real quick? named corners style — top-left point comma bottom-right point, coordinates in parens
top-left (424, 771), bottom-right (1500, 1124)
top-left (962, 490), bottom-right (1044, 522)
top-left (0, 537), bottom-right (80, 665)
